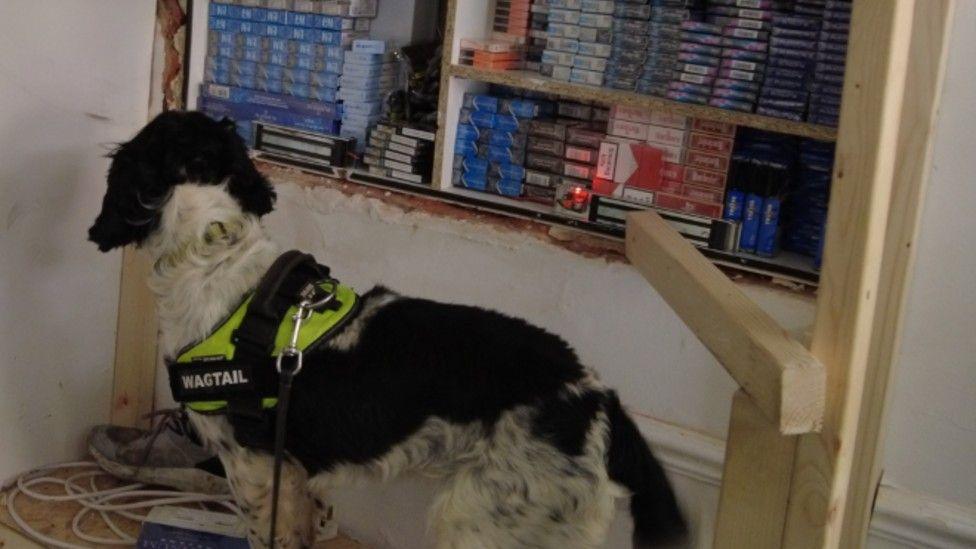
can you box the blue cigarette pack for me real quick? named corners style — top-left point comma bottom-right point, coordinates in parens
top-left (136, 506), bottom-right (248, 549)
top-left (203, 81), bottom-right (336, 112)
top-left (200, 96), bottom-right (340, 137)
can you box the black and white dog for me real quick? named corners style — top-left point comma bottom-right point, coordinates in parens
top-left (88, 111), bottom-right (686, 549)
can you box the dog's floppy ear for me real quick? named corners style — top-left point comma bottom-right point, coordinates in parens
top-left (88, 150), bottom-right (166, 252)
top-left (222, 122), bottom-right (276, 216)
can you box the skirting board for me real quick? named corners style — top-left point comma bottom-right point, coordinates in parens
top-left (636, 414), bottom-right (976, 548)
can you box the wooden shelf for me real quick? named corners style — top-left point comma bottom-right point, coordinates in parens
top-left (448, 64), bottom-right (838, 142)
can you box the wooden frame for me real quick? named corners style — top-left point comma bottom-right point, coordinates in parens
top-left (109, 0), bottom-right (190, 428)
top-left (106, 0), bottom-right (954, 547)
top-left (626, 1), bottom-right (954, 546)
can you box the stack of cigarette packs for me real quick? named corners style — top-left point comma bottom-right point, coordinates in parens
top-left (809, 0), bottom-right (850, 127)
top-left (201, 0), bottom-right (378, 144)
top-left (637, 1), bottom-right (690, 96)
top-left (493, 0), bottom-right (533, 39)
top-left (339, 39), bottom-right (398, 148)
top-left (459, 39), bottom-right (524, 70)
top-left (525, 100), bottom-right (609, 209)
top-left (526, 2), bottom-right (550, 71)
top-left (596, 104), bottom-right (735, 219)
top-left (605, 1), bottom-right (651, 92)
top-left (453, 92), bottom-right (544, 198)
top-left (540, 0), bottom-right (581, 82)
top-left (362, 121), bottom-right (436, 185)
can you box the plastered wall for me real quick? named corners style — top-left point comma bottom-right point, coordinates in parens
top-left (0, 0), bottom-right (156, 480)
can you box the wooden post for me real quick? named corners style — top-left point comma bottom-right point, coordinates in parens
top-left (779, 1), bottom-right (953, 547)
top-left (714, 391), bottom-right (798, 549)
top-left (835, 1), bottom-right (954, 545)
top-left (109, 0), bottom-right (189, 427)
top-left (109, 249), bottom-right (159, 427)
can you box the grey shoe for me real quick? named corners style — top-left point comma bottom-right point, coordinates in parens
top-left (88, 409), bottom-right (230, 495)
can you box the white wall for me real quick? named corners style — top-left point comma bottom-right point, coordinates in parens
top-left (0, 1), bottom-right (156, 480)
top-left (883, 2), bottom-right (976, 509)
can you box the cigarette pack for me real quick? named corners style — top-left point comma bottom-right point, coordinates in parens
top-left (683, 166), bottom-right (728, 189)
top-left (608, 138), bottom-right (665, 191)
top-left (685, 150), bottom-right (731, 173)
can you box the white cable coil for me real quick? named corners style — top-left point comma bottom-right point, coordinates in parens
top-left (3, 461), bottom-right (240, 549)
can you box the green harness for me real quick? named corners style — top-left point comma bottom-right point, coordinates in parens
top-left (166, 252), bottom-right (360, 415)
top-left (172, 281), bottom-right (358, 413)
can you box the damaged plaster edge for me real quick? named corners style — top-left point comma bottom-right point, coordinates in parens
top-left (258, 162), bottom-right (818, 300)
top-left (149, 0), bottom-right (188, 115)
top-left (260, 162), bottom-right (629, 262)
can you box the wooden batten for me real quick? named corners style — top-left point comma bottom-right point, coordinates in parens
top-left (626, 211), bottom-right (825, 435)
top-left (838, 2), bottom-right (954, 544)
top-left (714, 391), bottom-right (799, 549)
top-left (780, 0), bottom-right (953, 546)
top-left (109, 249), bottom-right (159, 428)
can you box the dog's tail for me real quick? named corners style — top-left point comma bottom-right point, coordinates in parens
top-left (606, 391), bottom-right (688, 547)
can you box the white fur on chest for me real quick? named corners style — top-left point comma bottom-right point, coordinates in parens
top-left (144, 184), bottom-right (279, 357)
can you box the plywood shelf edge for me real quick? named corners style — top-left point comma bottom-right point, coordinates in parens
top-left (448, 64), bottom-right (838, 142)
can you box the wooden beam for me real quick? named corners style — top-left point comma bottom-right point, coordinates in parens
top-left (714, 391), bottom-right (798, 548)
top-left (780, 1), bottom-right (952, 546)
top-left (839, 1), bottom-right (954, 545)
top-left (109, 248), bottom-right (158, 428)
top-left (430, 0), bottom-right (459, 190)
top-left (109, 0), bottom-right (190, 427)
top-left (625, 211), bottom-right (825, 434)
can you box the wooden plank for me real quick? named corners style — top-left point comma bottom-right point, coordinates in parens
top-left (430, 0), bottom-right (459, 190)
top-left (838, 1), bottom-right (954, 546)
top-left (109, 0), bottom-right (189, 428)
top-left (449, 64), bottom-right (837, 141)
top-left (625, 211), bottom-right (824, 434)
top-left (109, 248), bottom-right (158, 428)
top-left (781, 1), bottom-right (932, 546)
top-left (714, 390), bottom-right (798, 549)
top-left (0, 522), bottom-right (43, 549)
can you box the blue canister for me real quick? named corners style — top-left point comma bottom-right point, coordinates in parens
top-left (756, 197), bottom-right (781, 257)
top-left (724, 188), bottom-right (745, 221)
top-left (739, 192), bottom-right (763, 252)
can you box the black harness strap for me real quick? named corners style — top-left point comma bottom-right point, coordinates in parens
top-left (226, 251), bottom-right (329, 447)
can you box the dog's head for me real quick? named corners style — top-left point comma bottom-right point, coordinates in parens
top-left (88, 111), bottom-right (275, 252)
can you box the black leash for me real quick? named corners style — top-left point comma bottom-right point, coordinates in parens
top-left (268, 361), bottom-right (296, 549)
top-left (266, 277), bottom-right (337, 549)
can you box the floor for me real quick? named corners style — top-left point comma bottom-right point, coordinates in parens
top-left (0, 466), bottom-right (366, 548)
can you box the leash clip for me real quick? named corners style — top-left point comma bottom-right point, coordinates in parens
top-left (276, 301), bottom-right (310, 376)
top-left (275, 288), bottom-right (337, 376)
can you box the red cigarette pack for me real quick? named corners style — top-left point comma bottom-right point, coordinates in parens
top-left (654, 192), bottom-right (724, 219)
